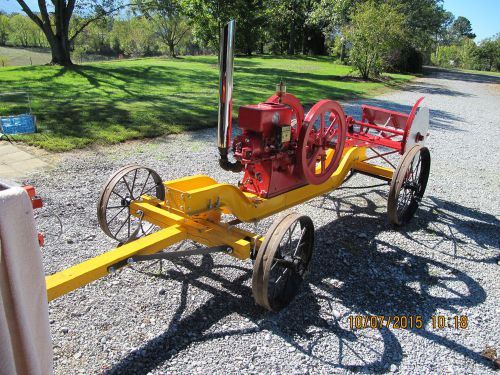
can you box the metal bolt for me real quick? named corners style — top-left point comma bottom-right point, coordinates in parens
top-left (108, 266), bottom-right (116, 273)
top-left (127, 258), bottom-right (135, 264)
top-left (226, 247), bottom-right (233, 254)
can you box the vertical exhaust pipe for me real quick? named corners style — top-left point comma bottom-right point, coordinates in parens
top-left (217, 20), bottom-right (242, 172)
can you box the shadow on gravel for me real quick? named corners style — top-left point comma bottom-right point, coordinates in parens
top-left (105, 190), bottom-right (496, 374)
top-left (423, 66), bottom-right (500, 85)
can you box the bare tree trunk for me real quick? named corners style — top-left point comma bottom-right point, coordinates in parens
top-left (49, 35), bottom-right (73, 65)
top-left (168, 42), bottom-right (176, 58)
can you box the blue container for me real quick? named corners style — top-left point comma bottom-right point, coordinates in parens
top-left (0, 114), bottom-right (36, 135)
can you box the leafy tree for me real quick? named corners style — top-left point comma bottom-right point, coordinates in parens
top-left (265, 0), bottom-right (320, 55)
top-left (431, 37), bottom-right (478, 70)
top-left (109, 17), bottom-right (158, 56)
top-left (72, 17), bottom-right (114, 56)
top-left (15, 0), bottom-right (125, 65)
top-left (179, 0), bottom-right (238, 52)
top-left (343, 1), bottom-right (406, 79)
top-left (450, 16), bottom-right (476, 40)
top-left (307, 0), bottom-right (357, 60)
top-left (308, 0), bottom-right (357, 36)
top-left (476, 34), bottom-right (500, 71)
top-left (9, 14), bottom-right (35, 47)
top-left (133, 0), bottom-right (189, 57)
top-left (234, 0), bottom-right (266, 55)
top-left (0, 15), bottom-right (9, 46)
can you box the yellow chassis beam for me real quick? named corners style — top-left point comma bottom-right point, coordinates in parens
top-left (46, 146), bottom-right (393, 301)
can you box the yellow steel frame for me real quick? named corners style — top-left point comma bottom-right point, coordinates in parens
top-left (46, 146), bottom-right (393, 301)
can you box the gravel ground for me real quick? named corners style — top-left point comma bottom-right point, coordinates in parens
top-left (23, 67), bottom-right (499, 374)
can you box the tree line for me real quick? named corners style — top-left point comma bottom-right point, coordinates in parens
top-left (1, 0), bottom-right (498, 77)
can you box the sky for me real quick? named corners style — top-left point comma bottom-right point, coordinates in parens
top-left (1, 0), bottom-right (499, 42)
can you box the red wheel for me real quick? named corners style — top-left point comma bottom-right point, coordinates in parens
top-left (298, 100), bottom-right (347, 185)
top-left (266, 93), bottom-right (305, 141)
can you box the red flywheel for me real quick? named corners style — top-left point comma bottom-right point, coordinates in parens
top-left (298, 100), bottom-right (347, 185)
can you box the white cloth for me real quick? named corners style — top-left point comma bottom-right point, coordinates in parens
top-left (0, 186), bottom-right (52, 374)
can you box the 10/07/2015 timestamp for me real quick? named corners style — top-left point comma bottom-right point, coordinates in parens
top-left (347, 315), bottom-right (469, 330)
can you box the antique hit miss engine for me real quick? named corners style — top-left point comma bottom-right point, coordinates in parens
top-left (218, 21), bottom-right (346, 198)
top-left (233, 95), bottom-right (305, 198)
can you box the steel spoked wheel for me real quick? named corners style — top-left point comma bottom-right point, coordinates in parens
top-left (388, 145), bottom-right (431, 225)
top-left (252, 213), bottom-right (315, 311)
top-left (298, 100), bottom-right (347, 185)
top-left (97, 165), bottom-right (165, 243)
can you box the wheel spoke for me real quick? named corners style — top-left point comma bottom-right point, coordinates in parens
top-left (106, 206), bottom-right (127, 226)
top-left (114, 215), bottom-right (129, 238)
top-left (131, 169), bottom-right (138, 197)
top-left (307, 147), bottom-right (323, 168)
top-left (112, 190), bottom-right (124, 200)
top-left (122, 176), bottom-right (134, 198)
top-left (293, 227), bottom-right (307, 257)
top-left (127, 216), bottom-right (131, 237)
top-left (142, 182), bottom-right (162, 196)
top-left (139, 171), bottom-right (152, 196)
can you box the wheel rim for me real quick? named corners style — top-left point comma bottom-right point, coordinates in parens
top-left (97, 165), bottom-right (165, 242)
top-left (298, 100), bottom-right (347, 185)
top-left (252, 213), bottom-right (314, 311)
top-left (266, 93), bottom-right (305, 142)
top-left (388, 146), bottom-right (431, 225)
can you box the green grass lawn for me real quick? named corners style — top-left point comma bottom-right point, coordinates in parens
top-left (0, 55), bottom-right (414, 151)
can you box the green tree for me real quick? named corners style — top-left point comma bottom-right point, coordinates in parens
top-left (179, 0), bottom-right (238, 52)
top-left (234, 0), bottom-right (265, 55)
top-left (265, 0), bottom-right (319, 55)
top-left (307, 0), bottom-right (357, 60)
top-left (0, 15), bottom-right (10, 46)
top-left (343, 1), bottom-right (406, 79)
top-left (133, 0), bottom-right (189, 57)
top-left (72, 17), bottom-right (114, 57)
top-left (110, 17), bottom-right (158, 57)
top-left (9, 14), bottom-right (32, 47)
top-left (15, 0), bottom-right (124, 65)
top-left (476, 35), bottom-right (500, 71)
top-left (450, 16), bottom-right (476, 40)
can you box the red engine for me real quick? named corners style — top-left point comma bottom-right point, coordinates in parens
top-left (233, 102), bottom-right (306, 198)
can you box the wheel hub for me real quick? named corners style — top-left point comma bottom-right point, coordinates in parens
top-left (121, 196), bottom-right (132, 207)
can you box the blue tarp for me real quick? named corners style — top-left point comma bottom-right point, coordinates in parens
top-left (0, 114), bottom-right (36, 135)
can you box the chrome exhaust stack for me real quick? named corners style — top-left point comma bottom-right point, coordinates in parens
top-left (217, 20), bottom-right (242, 172)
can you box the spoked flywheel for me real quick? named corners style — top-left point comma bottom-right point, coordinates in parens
top-left (387, 145), bottom-right (431, 225)
top-left (97, 165), bottom-right (165, 243)
top-left (252, 213), bottom-right (315, 311)
top-left (298, 100), bottom-right (347, 185)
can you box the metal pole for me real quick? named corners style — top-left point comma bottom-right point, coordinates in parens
top-left (217, 20), bottom-right (236, 156)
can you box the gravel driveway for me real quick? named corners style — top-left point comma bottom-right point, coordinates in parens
top-left (25, 67), bottom-right (499, 374)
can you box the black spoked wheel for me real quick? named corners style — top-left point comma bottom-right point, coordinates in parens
top-left (388, 145), bottom-right (431, 225)
top-left (97, 165), bottom-right (165, 243)
top-left (252, 213), bottom-right (315, 311)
